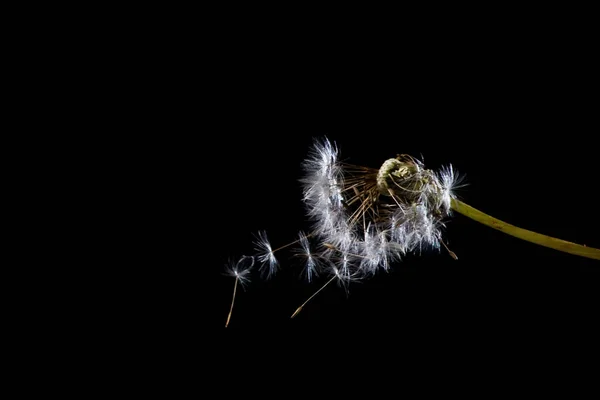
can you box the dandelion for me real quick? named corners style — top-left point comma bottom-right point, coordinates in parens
top-left (303, 137), bottom-right (600, 263)
top-left (289, 137), bottom-right (600, 318)
top-left (224, 136), bottom-right (600, 325)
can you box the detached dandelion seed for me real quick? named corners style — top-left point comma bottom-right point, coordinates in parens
top-left (224, 255), bottom-right (254, 328)
top-left (295, 231), bottom-right (320, 283)
top-left (253, 230), bottom-right (280, 280)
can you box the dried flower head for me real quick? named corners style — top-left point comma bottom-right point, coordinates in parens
top-left (300, 137), bottom-right (463, 280)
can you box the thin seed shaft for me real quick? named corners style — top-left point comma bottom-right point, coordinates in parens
top-left (272, 232), bottom-right (316, 253)
top-left (441, 240), bottom-right (458, 260)
top-left (225, 277), bottom-right (239, 328)
top-left (291, 275), bottom-right (337, 318)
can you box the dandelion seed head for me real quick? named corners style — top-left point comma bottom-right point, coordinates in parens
top-left (225, 138), bottom-right (468, 323)
top-left (299, 139), bottom-right (463, 280)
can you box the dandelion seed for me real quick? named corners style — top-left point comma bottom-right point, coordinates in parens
top-left (437, 164), bottom-right (467, 213)
top-left (441, 240), bottom-right (458, 260)
top-left (295, 231), bottom-right (320, 283)
top-left (224, 255), bottom-right (254, 328)
top-left (253, 230), bottom-right (279, 279)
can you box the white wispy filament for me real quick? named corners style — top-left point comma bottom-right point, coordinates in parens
top-left (253, 230), bottom-right (279, 279)
top-left (296, 231), bottom-right (319, 282)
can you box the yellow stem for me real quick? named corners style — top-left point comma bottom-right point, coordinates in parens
top-left (450, 198), bottom-right (600, 261)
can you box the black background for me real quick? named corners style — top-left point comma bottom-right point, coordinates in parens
top-left (19, 6), bottom-right (599, 394)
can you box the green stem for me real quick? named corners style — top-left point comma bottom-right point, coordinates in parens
top-left (450, 198), bottom-right (600, 261)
